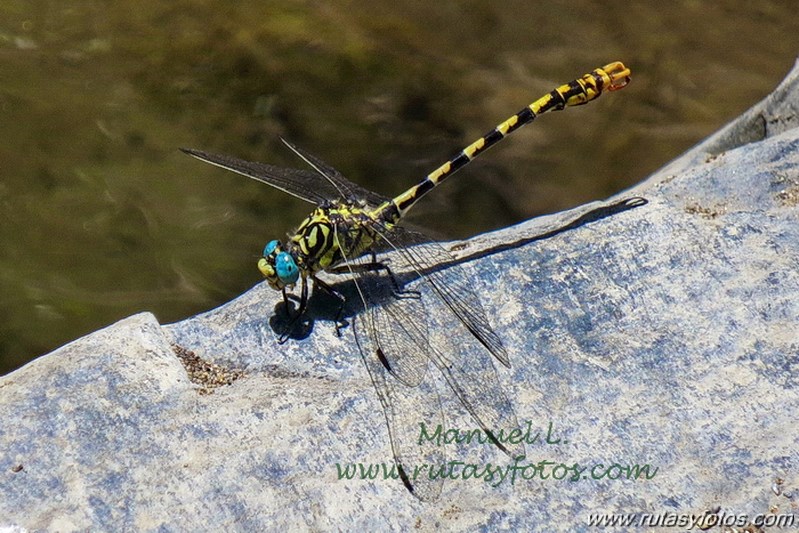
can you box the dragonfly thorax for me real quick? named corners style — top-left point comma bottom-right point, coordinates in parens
top-left (257, 202), bottom-right (388, 291)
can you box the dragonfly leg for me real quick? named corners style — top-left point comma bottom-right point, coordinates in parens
top-left (281, 287), bottom-right (291, 312)
top-left (298, 277), bottom-right (309, 315)
top-left (277, 278), bottom-right (309, 344)
top-left (312, 276), bottom-right (348, 337)
top-left (366, 251), bottom-right (421, 298)
top-left (328, 255), bottom-right (421, 299)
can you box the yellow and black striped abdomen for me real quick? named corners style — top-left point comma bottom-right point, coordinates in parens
top-left (389, 62), bottom-right (630, 218)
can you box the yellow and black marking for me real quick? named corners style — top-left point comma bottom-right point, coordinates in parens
top-left (390, 62), bottom-right (630, 218)
top-left (289, 203), bottom-right (382, 274)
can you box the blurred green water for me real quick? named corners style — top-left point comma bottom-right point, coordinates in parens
top-left (1, 1), bottom-right (798, 374)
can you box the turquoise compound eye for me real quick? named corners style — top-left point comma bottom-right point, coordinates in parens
top-left (275, 252), bottom-right (299, 285)
top-left (263, 240), bottom-right (280, 257)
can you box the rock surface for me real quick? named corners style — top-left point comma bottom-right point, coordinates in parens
top-left (2, 59), bottom-right (799, 531)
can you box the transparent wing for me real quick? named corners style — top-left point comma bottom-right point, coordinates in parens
top-left (342, 253), bottom-right (431, 387)
top-left (181, 142), bottom-right (390, 209)
top-left (279, 138), bottom-right (390, 208)
top-left (335, 227), bottom-right (444, 500)
top-left (330, 216), bottom-right (433, 388)
top-left (365, 223), bottom-right (521, 458)
top-left (181, 147), bottom-right (340, 205)
top-left (425, 312), bottom-right (523, 460)
top-left (353, 315), bottom-right (445, 501)
top-left (373, 225), bottom-right (510, 368)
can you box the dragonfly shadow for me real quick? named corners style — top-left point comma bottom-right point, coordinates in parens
top-left (269, 296), bottom-right (314, 342)
top-left (269, 274), bottom-right (404, 342)
top-left (437, 196), bottom-right (648, 272)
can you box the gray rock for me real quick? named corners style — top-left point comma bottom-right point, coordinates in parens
top-left (2, 59), bottom-right (799, 532)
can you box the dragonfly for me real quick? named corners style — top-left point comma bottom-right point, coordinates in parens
top-left (182, 62), bottom-right (631, 499)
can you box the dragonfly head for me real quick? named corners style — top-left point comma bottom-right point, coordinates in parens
top-left (258, 239), bottom-right (300, 290)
